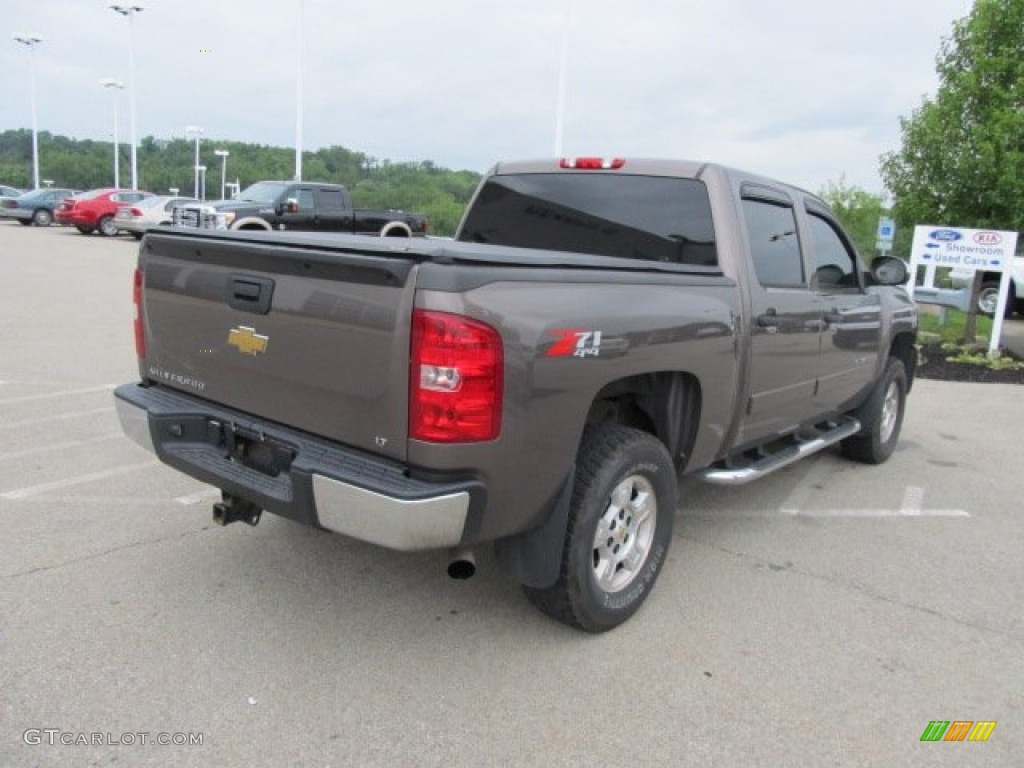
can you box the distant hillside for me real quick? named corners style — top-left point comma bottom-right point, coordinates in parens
top-left (0, 129), bottom-right (481, 235)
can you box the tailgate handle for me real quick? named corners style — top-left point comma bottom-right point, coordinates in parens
top-left (228, 275), bottom-right (274, 315)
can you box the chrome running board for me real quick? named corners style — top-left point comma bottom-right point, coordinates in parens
top-left (697, 416), bottom-right (862, 486)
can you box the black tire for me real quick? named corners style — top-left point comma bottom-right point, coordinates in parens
top-left (523, 424), bottom-right (676, 632)
top-left (977, 280), bottom-right (1014, 318)
top-left (97, 215), bottom-right (117, 237)
top-left (842, 357), bottom-right (907, 465)
top-left (75, 225), bottom-right (94, 235)
top-left (131, 232), bottom-right (143, 240)
top-left (32, 208), bottom-right (53, 226)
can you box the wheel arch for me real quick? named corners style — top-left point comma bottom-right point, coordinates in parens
top-left (889, 332), bottom-right (917, 391)
top-left (585, 371), bottom-right (702, 471)
top-left (380, 220), bottom-right (413, 237)
top-left (231, 217), bottom-right (272, 231)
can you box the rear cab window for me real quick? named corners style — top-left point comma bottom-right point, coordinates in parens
top-left (457, 173), bottom-right (717, 267)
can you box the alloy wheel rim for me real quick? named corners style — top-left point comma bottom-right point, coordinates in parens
top-left (591, 474), bottom-right (657, 593)
top-left (880, 380), bottom-right (899, 443)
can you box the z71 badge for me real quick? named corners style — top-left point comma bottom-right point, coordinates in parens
top-left (546, 328), bottom-right (603, 358)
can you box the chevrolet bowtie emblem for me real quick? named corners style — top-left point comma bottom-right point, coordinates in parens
top-left (228, 325), bottom-right (269, 356)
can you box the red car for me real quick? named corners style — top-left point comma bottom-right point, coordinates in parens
top-left (55, 188), bottom-right (153, 236)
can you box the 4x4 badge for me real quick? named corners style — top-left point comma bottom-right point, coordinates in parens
top-left (228, 325), bottom-right (269, 356)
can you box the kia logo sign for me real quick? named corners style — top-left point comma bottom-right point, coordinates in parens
top-left (974, 231), bottom-right (1002, 245)
top-left (929, 229), bottom-right (962, 242)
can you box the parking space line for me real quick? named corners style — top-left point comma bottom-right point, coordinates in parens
top-left (0, 432), bottom-right (124, 462)
top-left (795, 508), bottom-right (969, 518)
top-left (175, 488), bottom-right (221, 505)
top-left (0, 406), bottom-right (115, 431)
top-left (0, 460), bottom-right (157, 500)
top-left (0, 384), bottom-right (116, 405)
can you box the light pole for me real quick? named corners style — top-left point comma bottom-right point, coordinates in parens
top-left (185, 125), bottom-right (203, 198)
top-left (295, 0), bottom-right (304, 181)
top-left (109, 4), bottom-right (144, 190)
top-left (100, 79), bottom-right (125, 187)
top-left (214, 149), bottom-right (229, 200)
top-left (197, 165), bottom-right (207, 201)
top-left (554, 0), bottom-right (572, 156)
top-left (12, 34), bottom-right (43, 190)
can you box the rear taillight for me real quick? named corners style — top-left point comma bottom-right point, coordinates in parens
top-left (559, 157), bottom-right (626, 170)
top-left (130, 207), bottom-right (144, 217)
top-left (410, 310), bottom-right (502, 442)
top-left (133, 268), bottom-right (146, 358)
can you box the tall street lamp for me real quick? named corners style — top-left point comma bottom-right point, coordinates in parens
top-left (294, 0), bottom-right (304, 181)
top-left (100, 79), bottom-right (125, 187)
top-left (12, 34), bottom-right (43, 190)
top-left (554, 0), bottom-right (572, 156)
top-left (214, 149), bottom-right (229, 200)
top-left (109, 4), bottom-right (144, 190)
top-left (185, 125), bottom-right (203, 198)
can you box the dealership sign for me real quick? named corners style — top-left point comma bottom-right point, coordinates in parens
top-left (910, 226), bottom-right (1016, 272)
top-left (909, 225), bottom-right (1019, 359)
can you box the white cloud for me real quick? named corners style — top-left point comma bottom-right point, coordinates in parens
top-left (1, 0), bottom-right (974, 192)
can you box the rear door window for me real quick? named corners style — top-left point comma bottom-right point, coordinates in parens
top-left (458, 173), bottom-right (717, 266)
top-left (741, 198), bottom-right (804, 287)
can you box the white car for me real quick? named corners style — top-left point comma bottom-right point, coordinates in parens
top-left (113, 195), bottom-right (198, 240)
top-left (949, 254), bottom-right (1024, 317)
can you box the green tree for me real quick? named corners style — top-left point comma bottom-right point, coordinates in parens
top-left (818, 176), bottom-right (888, 258)
top-left (880, 0), bottom-right (1024, 232)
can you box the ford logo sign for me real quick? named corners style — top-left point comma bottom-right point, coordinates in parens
top-left (929, 229), bottom-right (962, 242)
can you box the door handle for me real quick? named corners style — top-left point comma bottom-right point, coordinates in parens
top-left (228, 275), bottom-right (275, 315)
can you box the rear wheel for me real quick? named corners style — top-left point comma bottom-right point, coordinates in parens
top-left (97, 215), bottom-right (117, 237)
top-left (842, 357), bottom-right (907, 464)
top-left (977, 280), bottom-right (1015, 318)
top-left (523, 424), bottom-right (676, 632)
top-left (32, 208), bottom-right (53, 226)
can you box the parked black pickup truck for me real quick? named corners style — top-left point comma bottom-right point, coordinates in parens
top-left (116, 158), bottom-right (917, 632)
top-left (172, 180), bottom-right (428, 236)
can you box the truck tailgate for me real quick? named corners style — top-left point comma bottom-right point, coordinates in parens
top-left (138, 231), bottom-right (418, 461)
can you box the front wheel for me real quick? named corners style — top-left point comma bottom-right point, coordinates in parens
top-left (32, 208), bottom-right (53, 226)
top-left (523, 424), bottom-right (677, 632)
top-left (842, 357), bottom-right (907, 465)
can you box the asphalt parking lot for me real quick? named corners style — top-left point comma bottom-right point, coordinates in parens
top-left (2, 222), bottom-right (1021, 767)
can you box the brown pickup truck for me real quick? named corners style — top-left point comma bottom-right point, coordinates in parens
top-left (115, 158), bottom-right (917, 631)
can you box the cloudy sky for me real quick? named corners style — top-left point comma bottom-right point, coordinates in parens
top-left (3, 0), bottom-right (974, 193)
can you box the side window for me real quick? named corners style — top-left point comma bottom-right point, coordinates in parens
top-left (742, 199), bottom-right (803, 287)
top-left (807, 213), bottom-right (858, 291)
top-left (316, 189), bottom-right (346, 210)
top-left (295, 188), bottom-right (315, 211)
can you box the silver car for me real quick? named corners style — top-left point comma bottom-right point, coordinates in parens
top-left (113, 195), bottom-right (199, 239)
top-left (0, 188), bottom-right (78, 226)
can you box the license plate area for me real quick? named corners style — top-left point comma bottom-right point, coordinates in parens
top-left (211, 419), bottom-right (296, 477)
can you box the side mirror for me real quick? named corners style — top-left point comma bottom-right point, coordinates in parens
top-left (870, 256), bottom-right (909, 286)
